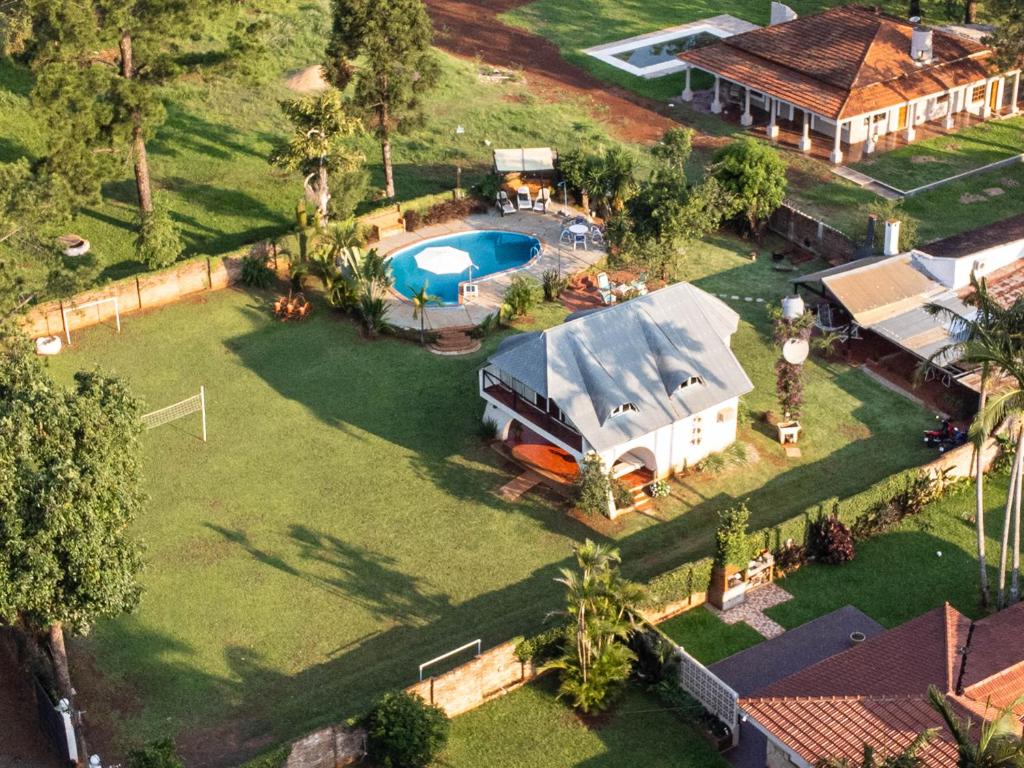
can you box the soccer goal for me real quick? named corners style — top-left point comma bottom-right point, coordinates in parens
top-left (61, 295), bottom-right (120, 345)
top-left (141, 387), bottom-right (207, 442)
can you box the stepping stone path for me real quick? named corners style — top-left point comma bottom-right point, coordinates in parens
top-left (497, 470), bottom-right (543, 501)
top-left (706, 583), bottom-right (793, 639)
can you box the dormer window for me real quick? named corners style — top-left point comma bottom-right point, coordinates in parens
top-left (610, 403), bottom-right (638, 417)
top-left (679, 376), bottom-right (704, 390)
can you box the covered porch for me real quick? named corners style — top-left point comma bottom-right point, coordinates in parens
top-left (680, 65), bottom-right (1023, 165)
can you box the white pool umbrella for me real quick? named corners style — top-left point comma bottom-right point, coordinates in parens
top-left (415, 246), bottom-right (476, 275)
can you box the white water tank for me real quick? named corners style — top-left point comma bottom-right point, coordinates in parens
top-left (911, 26), bottom-right (933, 62)
top-left (781, 294), bottom-right (805, 320)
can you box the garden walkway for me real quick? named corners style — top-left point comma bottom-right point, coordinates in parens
top-left (378, 210), bottom-right (604, 331)
top-left (706, 584), bottom-right (793, 639)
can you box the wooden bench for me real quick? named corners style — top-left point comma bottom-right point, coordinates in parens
top-left (361, 204), bottom-right (406, 242)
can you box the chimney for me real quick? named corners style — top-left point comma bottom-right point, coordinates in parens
top-left (884, 219), bottom-right (902, 256)
top-left (911, 26), bottom-right (933, 63)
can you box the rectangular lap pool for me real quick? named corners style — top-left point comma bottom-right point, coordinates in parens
top-left (584, 16), bottom-right (759, 79)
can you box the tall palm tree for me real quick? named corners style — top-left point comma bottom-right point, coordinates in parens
top-left (928, 685), bottom-right (1024, 767)
top-left (922, 276), bottom-right (1024, 608)
top-left (409, 283), bottom-right (441, 345)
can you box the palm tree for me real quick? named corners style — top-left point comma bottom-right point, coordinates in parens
top-left (409, 283), bottom-right (441, 345)
top-left (816, 729), bottom-right (936, 768)
top-left (928, 685), bottom-right (1024, 767)
top-left (922, 276), bottom-right (1024, 608)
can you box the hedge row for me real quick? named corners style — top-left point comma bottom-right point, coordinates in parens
top-left (645, 465), bottom-right (925, 609)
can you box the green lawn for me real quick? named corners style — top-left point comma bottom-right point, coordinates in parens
top-left (851, 116), bottom-right (1024, 191)
top-left (0, 1), bottom-right (639, 289)
top-left (767, 477), bottom-right (1005, 630)
top-left (658, 607), bottom-right (763, 664)
top-left (40, 232), bottom-right (937, 765)
top-left (440, 678), bottom-right (727, 768)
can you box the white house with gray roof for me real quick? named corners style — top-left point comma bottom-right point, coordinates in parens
top-left (479, 282), bottom-right (753, 483)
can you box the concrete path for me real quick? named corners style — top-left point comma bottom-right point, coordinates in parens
top-left (831, 164), bottom-right (904, 200)
top-left (706, 584), bottom-right (792, 639)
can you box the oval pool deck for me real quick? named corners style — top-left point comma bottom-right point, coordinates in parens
top-left (378, 209), bottom-right (606, 331)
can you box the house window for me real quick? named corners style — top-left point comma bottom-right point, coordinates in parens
top-left (971, 84), bottom-right (985, 103)
top-left (610, 403), bottom-right (639, 417)
top-left (679, 376), bottom-right (704, 390)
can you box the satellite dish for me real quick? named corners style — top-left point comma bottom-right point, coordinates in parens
top-left (783, 338), bottom-right (810, 365)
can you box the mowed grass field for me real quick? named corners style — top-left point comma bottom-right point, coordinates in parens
top-left (42, 232), bottom-right (937, 764)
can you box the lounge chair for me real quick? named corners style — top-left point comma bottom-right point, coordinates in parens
top-left (533, 188), bottom-right (551, 213)
top-left (572, 231), bottom-right (587, 251)
top-left (516, 186), bottom-right (532, 210)
top-left (595, 272), bottom-right (616, 305)
top-left (496, 191), bottom-right (515, 216)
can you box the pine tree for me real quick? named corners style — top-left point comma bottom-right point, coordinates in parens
top-left (325, 0), bottom-right (440, 198)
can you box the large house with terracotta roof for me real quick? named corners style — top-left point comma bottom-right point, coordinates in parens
top-left (740, 601), bottom-right (1024, 767)
top-left (678, 5), bottom-right (1022, 163)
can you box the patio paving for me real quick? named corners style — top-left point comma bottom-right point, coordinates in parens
top-left (376, 209), bottom-right (605, 331)
top-left (705, 584), bottom-right (793, 639)
top-left (709, 605), bottom-right (884, 768)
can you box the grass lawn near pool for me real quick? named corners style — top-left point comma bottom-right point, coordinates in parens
top-left (41, 235), bottom-right (933, 764)
top-left (0, 3), bottom-right (640, 289)
top-left (850, 116), bottom-right (1024, 191)
top-left (439, 678), bottom-right (728, 768)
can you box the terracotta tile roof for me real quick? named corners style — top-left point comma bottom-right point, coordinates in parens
top-left (742, 695), bottom-right (960, 767)
top-left (678, 5), bottom-right (997, 119)
top-left (739, 603), bottom-right (1024, 766)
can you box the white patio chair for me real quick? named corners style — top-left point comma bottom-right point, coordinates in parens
top-left (533, 188), bottom-right (551, 213)
top-left (516, 186), bottom-right (532, 210)
top-left (559, 228), bottom-right (573, 244)
top-left (496, 191), bottom-right (515, 216)
top-left (590, 226), bottom-right (605, 246)
top-left (572, 231), bottom-right (587, 251)
top-left (595, 272), bottom-right (616, 305)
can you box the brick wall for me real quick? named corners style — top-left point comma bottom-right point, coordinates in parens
top-left (21, 247), bottom-right (267, 341)
top-left (768, 202), bottom-right (860, 263)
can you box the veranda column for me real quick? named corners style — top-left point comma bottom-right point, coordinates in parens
top-left (1012, 71), bottom-right (1021, 114)
top-left (905, 102), bottom-right (916, 142)
top-left (798, 110), bottom-right (812, 152)
top-left (944, 87), bottom-right (957, 129)
top-left (982, 79), bottom-right (994, 117)
top-left (830, 120), bottom-right (843, 164)
top-left (768, 99), bottom-right (779, 139)
top-left (682, 66), bottom-right (693, 102)
top-left (741, 87), bottom-right (753, 126)
top-left (711, 75), bottom-right (723, 114)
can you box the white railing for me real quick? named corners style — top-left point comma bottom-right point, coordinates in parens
top-left (419, 639), bottom-right (481, 681)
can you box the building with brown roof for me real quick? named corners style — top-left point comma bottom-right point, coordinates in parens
top-left (739, 602), bottom-right (1024, 767)
top-left (678, 4), bottom-right (1022, 163)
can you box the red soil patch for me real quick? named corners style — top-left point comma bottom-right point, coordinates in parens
top-left (423, 0), bottom-right (680, 144)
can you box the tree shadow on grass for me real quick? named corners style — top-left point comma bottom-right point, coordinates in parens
top-left (149, 105), bottom-right (281, 163)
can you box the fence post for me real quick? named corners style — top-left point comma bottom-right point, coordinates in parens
top-left (135, 276), bottom-right (143, 311)
top-left (206, 257), bottom-right (213, 290)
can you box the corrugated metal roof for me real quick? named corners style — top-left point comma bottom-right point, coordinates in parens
top-left (486, 283), bottom-right (753, 453)
top-left (822, 255), bottom-right (944, 326)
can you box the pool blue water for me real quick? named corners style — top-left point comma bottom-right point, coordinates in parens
top-left (388, 230), bottom-right (541, 305)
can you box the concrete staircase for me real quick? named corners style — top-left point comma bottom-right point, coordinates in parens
top-left (428, 329), bottom-right (481, 356)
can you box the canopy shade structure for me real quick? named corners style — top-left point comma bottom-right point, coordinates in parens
top-left (493, 147), bottom-right (556, 174)
top-left (414, 246), bottom-right (477, 275)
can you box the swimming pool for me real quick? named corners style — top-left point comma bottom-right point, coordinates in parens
top-left (611, 31), bottom-right (720, 68)
top-left (388, 230), bottom-right (541, 305)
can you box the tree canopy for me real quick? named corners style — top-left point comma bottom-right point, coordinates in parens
top-left (325, 0), bottom-right (440, 198)
top-left (710, 138), bottom-right (787, 235)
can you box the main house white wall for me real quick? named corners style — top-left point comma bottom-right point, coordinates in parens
top-left (596, 396), bottom-right (741, 480)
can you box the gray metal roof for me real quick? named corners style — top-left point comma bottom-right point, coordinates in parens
top-left (487, 282), bottom-right (754, 452)
top-left (869, 291), bottom-right (973, 367)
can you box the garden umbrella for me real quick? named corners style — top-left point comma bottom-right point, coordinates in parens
top-left (414, 246), bottom-right (476, 275)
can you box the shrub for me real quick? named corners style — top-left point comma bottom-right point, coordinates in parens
top-left (807, 507), bottom-right (855, 564)
top-left (647, 479), bottom-right (670, 498)
top-left (358, 294), bottom-right (390, 338)
top-left (867, 198), bottom-right (919, 252)
top-left (136, 204), bottom-right (184, 269)
top-left (541, 268), bottom-right (568, 302)
top-left (612, 480), bottom-right (634, 510)
top-left (241, 253), bottom-right (275, 288)
top-left (125, 738), bottom-right (184, 768)
top-left (479, 417), bottom-right (499, 440)
top-left (644, 558), bottom-right (714, 609)
top-left (714, 504), bottom-right (751, 569)
top-left (470, 311), bottom-right (501, 339)
top-left (574, 453), bottom-right (612, 516)
top-left (502, 275), bottom-right (542, 318)
top-left (514, 624), bottom-right (571, 663)
top-left (365, 692), bottom-right (449, 768)
top-left (772, 541), bottom-right (806, 577)
top-left (404, 209), bottom-right (423, 231)
top-left (710, 138), bottom-right (787, 235)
